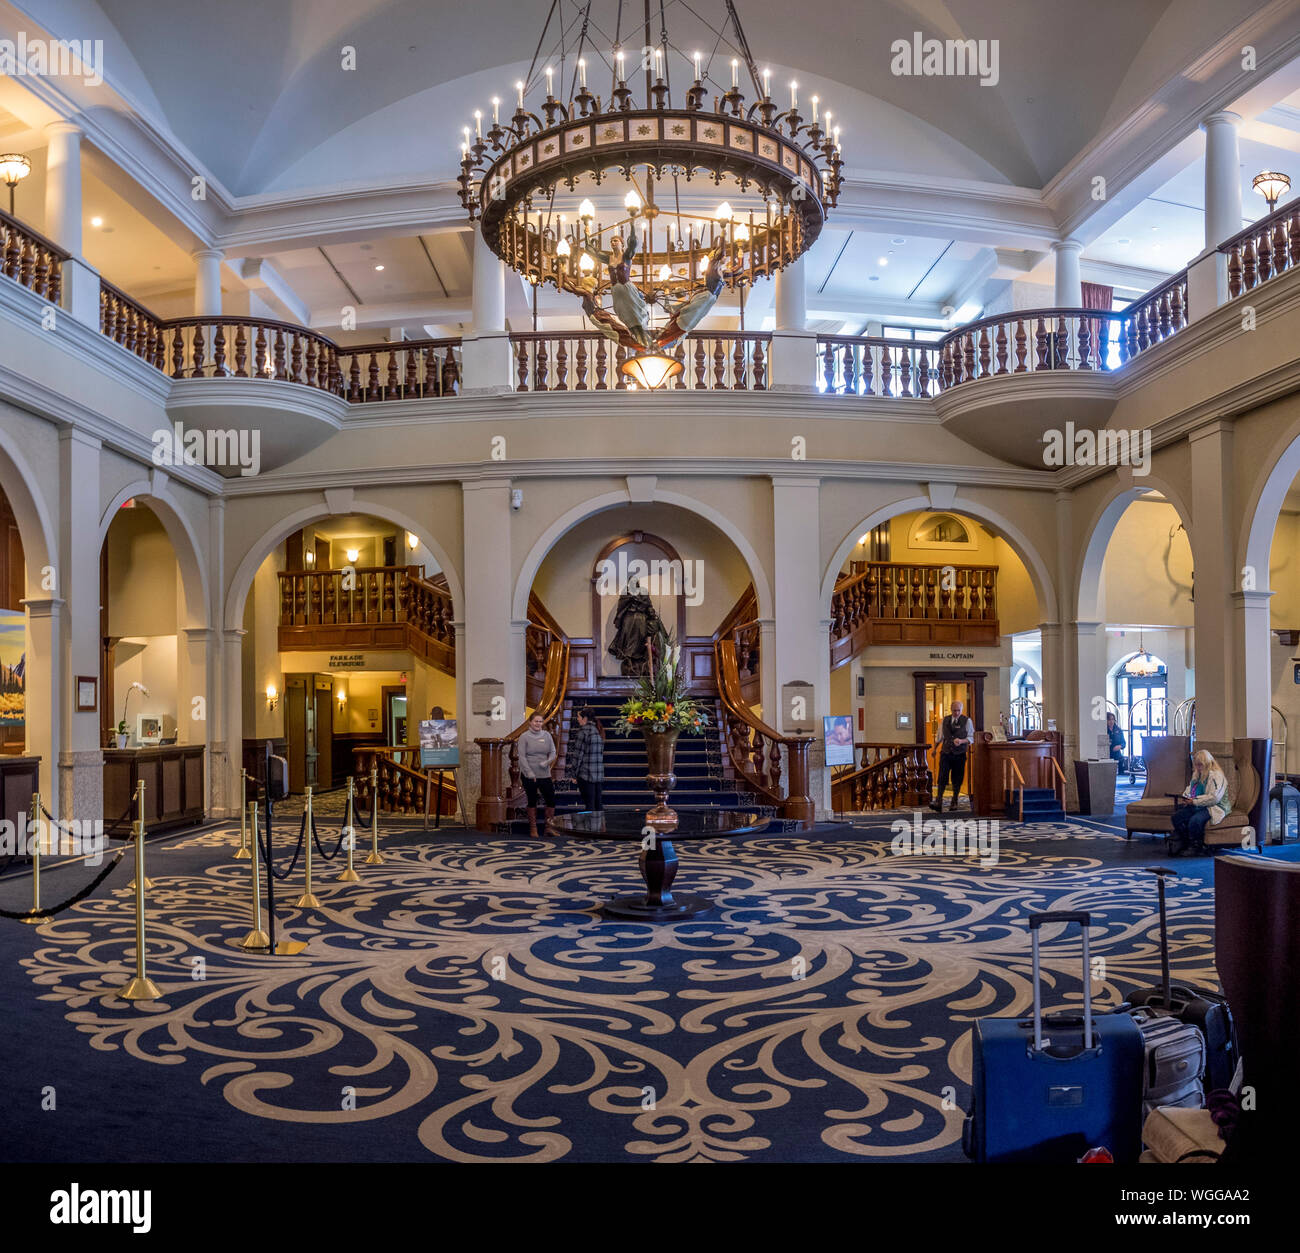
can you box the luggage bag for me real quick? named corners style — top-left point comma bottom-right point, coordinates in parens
top-left (1124, 866), bottom-right (1237, 1092)
top-left (965, 911), bottom-right (1144, 1163)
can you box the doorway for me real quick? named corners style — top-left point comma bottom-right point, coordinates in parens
top-left (1117, 665), bottom-right (1168, 761)
top-left (382, 686), bottom-right (408, 747)
top-left (913, 670), bottom-right (986, 804)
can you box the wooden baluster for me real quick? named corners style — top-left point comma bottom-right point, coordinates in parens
top-left (122, 306), bottom-right (137, 355)
top-left (347, 354), bottom-right (361, 401)
top-left (939, 343), bottom-right (953, 389)
top-left (364, 351), bottom-right (379, 400)
top-left (1227, 243), bottom-right (1243, 298)
top-left (404, 345), bottom-right (418, 397)
top-left (615, 345), bottom-right (628, 389)
top-left (753, 338), bottom-right (766, 390)
top-left (1242, 236), bottom-right (1257, 292)
top-left (994, 323), bottom-right (1008, 374)
top-left (1289, 209), bottom-right (1300, 271)
top-left (712, 338), bottom-right (725, 388)
top-left (32, 245), bottom-right (48, 298)
top-left (822, 340), bottom-right (835, 391)
top-left (553, 337), bottom-right (568, 390)
top-left (593, 337), bottom-right (608, 390)
top-left (881, 343), bottom-right (893, 397)
top-left (535, 338), bottom-right (549, 391)
top-left (516, 339), bottom-right (530, 391)
top-left (1077, 316), bottom-right (1090, 370)
top-left (190, 323), bottom-right (206, 378)
top-left (1258, 223), bottom-right (1274, 284)
top-left (18, 237), bottom-right (33, 289)
top-left (3, 224), bottom-right (18, 280)
top-left (899, 345), bottom-right (912, 396)
top-left (916, 346), bottom-right (928, 397)
top-left (962, 331), bottom-right (976, 381)
top-left (233, 325), bottom-right (247, 377)
top-left (101, 290), bottom-right (114, 340)
top-left (1054, 317), bottom-right (1068, 368)
top-left (306, 336), bottom-right (319, 389)
top-left (693, 338), bottom-right (706, 389)
top-left (1033, 317), bottom-right (1048, 369)
top-left (48, 255), bottom-right (61, 304)
top-left (842, 342), bottom-right (857, 394)
top-left (273, 328), bottom-right (287, 380)
top-left (1170, 285), bottom-right (1184, 335)
top-left (254, 325), bottom-right (268, 378)
top-left (289, 332), bottom-right (303, 384)
top-left (212, 322), bottom-right (226, 375)
top-left (733, 338), bottom-right (747, 390)
top-left (570, 337), bottom-right (587, 390)
top-left (977, 327), bottom-right (991, 377)
top-left (1012, 318), bottom-right (1027, 373)
top-left (1159, 292), bottom-right (1172, 340)
top-left (384, 348), bottom-right (398, 398)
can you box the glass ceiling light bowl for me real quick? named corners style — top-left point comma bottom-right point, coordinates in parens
top-left (1253, 170), bottom-right (1291, 213)
top-left (456, 2), bottom-right (841, 305)
top-left (621, 350), bottom-right (684, 390)
top-left (0, 152), bottom-right (31, 214)
top-left (1124, 630), bottom-right (1161, 677)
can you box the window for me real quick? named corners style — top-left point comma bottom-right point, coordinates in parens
top-left (910, 512), bottom-right (974, 549)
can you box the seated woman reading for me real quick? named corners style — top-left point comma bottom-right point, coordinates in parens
top-left (1169, 748), bottom-right (1227, 856)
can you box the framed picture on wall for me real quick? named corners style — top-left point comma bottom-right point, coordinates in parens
top-left (137, 715), bottom-right (163, 745)
top-left (76, 676), bottom-right (98, 711)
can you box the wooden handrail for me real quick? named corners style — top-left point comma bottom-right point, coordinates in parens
top-left (1003, 757), bottom-right (1026, 823)
top-left (0, 207), bottom-right (68, 304)
top-left (1046, 755), bottom-right (1068, 809)
top-left (714, 637), bottom-right (812, 827)
top-left (353, 747), bottom-right (458, 816)
top-left (831, 744), bottom-right (932, 812)
top-left (1219, 199), bottom-right (1300, 298)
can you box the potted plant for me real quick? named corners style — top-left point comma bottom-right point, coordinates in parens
top-left (614, 629), bottom-right (707, 830)
top-left (115, 681), bottom-right (148, 748)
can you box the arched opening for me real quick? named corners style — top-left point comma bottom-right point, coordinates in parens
top-left (100, 496), bottom-right (209, 832)
top-left (239, 512), bottom-right (458, 811)
top-left (823, 502), bottom-right (1046, 810)
top-left (1075, 485), bottom-right (1193, 798)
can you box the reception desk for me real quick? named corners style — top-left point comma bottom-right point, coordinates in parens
top-left (970, 734), bottom-right (1063, 818)
top-left (103, 746), bottom-right (205, 835)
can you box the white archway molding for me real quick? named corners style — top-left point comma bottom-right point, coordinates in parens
top-left (511, 487), bottom-right (775, 623)
top-left (0, 427), bottom-right (57, 580)
top-left (224, 497), bottom-right (464, 634)
top-left (1241, 424), bottom-right (1300, 584)
top-left (1012, 659), bottom-right (1043, 692)
top-left (1075, 474), bottom-right (1194, 622)
top-left (100, 480), bottom-right (211, 629)
top-left (819, 493), bottom-right (1057, 622)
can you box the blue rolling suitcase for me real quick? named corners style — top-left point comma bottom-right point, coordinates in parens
top-left (965, 911), bottom-right (1144, 1163)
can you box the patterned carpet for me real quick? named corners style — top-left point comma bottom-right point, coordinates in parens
top-left (4, 809), bottom-right (1291, 1164)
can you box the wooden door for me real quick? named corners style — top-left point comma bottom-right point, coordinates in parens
top-left (313, 677), bottom-right (334, 789)
top-left (285, 676), bottom-right (309, 793)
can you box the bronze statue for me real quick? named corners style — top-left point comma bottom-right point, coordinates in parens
top-left (608, 579), bottom-right (662, 677)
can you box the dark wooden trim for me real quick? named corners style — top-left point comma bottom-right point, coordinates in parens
top-left (912, 670), bottom-right (987, 745)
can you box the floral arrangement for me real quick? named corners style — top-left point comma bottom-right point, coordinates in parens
top-left (117, 681), bottom-right (148, 737)
top-left (614, 629), bottom-right (707, 734)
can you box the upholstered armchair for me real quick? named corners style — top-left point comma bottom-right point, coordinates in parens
top-left (1124, 735), bottom-right (1191, 839)
top-left (1204, 738), bottom-right (1272, 849)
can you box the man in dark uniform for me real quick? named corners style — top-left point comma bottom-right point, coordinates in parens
top-left (1105, 712), bottom-right (1126, 770)
top-left (931, 700), bottom-right (974, 812)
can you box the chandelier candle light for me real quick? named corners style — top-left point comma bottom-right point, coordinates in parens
top-left (456, 1), bottom-right (841, 387)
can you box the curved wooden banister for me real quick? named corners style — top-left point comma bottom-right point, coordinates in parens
top-left (474, 638), bottom-right (571, 829)
top-left (714, 638), bottom-right (813, 827)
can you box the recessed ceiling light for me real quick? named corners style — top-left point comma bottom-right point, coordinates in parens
top-left (891, 237), bottom-right (906, 245)
top-left (878, 256), bottom-right (888, 266)
top-left (1116, 237), bottom-right (1131, 245)
top-left (374, 264), bottom-right (385, 271)
top-left (868, 275), bottom-right (880, 281)
top-left (90, 216), bottom-right (103, 227)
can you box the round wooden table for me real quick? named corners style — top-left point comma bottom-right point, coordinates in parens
top-left (546, 807), bottom-right (771, 921)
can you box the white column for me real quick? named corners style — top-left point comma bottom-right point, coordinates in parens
top-left (58, 429), bottom-right (103, 821)
top-left (1052, 240), bottom-right (1083, 307)
top-left (1203, 111), bottom-right (1243, 251)
top-left (44, 122), bottom-right (83, 257)
top-left (458, 479), bottom-right (524, 822)
top-left (22, 597), bottom-right (63, 809)
top-left (771, 476), bottom-right (828, 816)
top-left (769, 256), bottom-right (815, 391)
top-left (1234, 590), bottom-right (1274, 740)
top-left (192, 248), bottom-right (224, 316)
top-left (1188, 420), bottom-right (1235, 756)
top-left (222, 628), bottom-right (246, 819)
top-left (205, 497), bottom-right (227, 816)
top-left (460, 230), bottom-right (512, 392)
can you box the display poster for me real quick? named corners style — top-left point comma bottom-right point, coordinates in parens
top-left (419, 719), bottom-right (459, 768)
top-left (823, 715), bottom-right (855, 767)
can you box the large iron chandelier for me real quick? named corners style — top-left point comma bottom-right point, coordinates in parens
top-left (456, 1), bottom-right (842, 326)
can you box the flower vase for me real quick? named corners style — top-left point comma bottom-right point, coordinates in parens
top-left (642, 727), bottom-right (681, 833)
top-left (116, 733), bottom-right (128, 749)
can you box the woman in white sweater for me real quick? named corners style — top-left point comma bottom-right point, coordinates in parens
top-left (518, 712), bottom-right (557, 837)
top-left (1169, 748), bottom-right (1228, 856)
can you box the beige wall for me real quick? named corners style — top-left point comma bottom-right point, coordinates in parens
top-left (1098, 498), bottom-right (1194, 626)
top-left (106, 504), bottom-right (178, 637)
top-left (531, 502), bottom-right (754, 639)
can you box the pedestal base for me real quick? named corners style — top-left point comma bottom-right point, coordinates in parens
top-left (602, 892), bottom-right (713, 921)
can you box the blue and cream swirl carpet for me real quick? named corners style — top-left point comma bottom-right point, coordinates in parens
top-left (4, 814), bottom-right (1287, 1163)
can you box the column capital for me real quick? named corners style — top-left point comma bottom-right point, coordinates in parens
top-left (463, 476), bottom-right (513, 494)
top-left (770, 473), bottom-right (820, 490)
top-left (44, 119), bottom-right (83, 138)
top-left (223, 627), bottom-right (248, 643)
top-left (182, 626), bottom-right (215, 642)
top-left (1201, 110), bottom-right (1242, 131)
top-left (21, 597), bottom-right (65, 617)
top-left (1231, 589), bottom-right (1274, 609)
top-left (191, 245), bottom-right (225, 262)
top-left (57, 427), bottom-right (101, 451)
top-left (1050, 238), bottom-right (1084, 256)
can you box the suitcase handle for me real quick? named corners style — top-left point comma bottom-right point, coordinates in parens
top-left (1028, 910), bottom-right (1090, 930)
top-left (1030, 914), bottom-right (1094, 1053)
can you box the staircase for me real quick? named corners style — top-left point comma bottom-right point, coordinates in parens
top-left (504, 692), bottom-right (788, 834)
top-left (1005, 786), bottom-right (1066, 823)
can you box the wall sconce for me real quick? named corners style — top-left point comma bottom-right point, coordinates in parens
top-left (406, 531), bottom-right (419, 551)
top-left (266, 684), bottom-right (279, 712)
top-left (305, 550), bottom-right (315, 565)
top-left (337, 689), bottom-right (347, 708)
top-left (0, 152), bottom-right (31, 215)
top-left (345, 547), bottom-right (359, 563)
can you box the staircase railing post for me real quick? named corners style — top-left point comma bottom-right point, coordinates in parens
top-left (475, 739), bottom-right (506, 829)
top-left (779, 738), bottom-right (815, 828)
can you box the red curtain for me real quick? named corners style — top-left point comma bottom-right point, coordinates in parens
top-left (1082, 281), bottom-right (1113, 367)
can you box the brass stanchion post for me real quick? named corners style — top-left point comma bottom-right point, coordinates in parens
top-left (234, 768), bottom-right (251, 859)
top-left (295, 785), bottom-right (321, 909)
top-left (20, 791), bottom-right (41, 924)
top-left (127, 780), bottom-right (153, 891)
top-left (338, 775), bottom-right (360, 883)
top-left (120, 806), bottom-right (162, 1001)
top-left (238, 801), bottom-right (270, 949)
top-left (364, 764), bottom-right (384, 865)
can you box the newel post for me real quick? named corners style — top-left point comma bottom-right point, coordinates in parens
top-left (475, 738), bottom-right (506, 829)
top-left (780, 737), bottom-right (815, 829)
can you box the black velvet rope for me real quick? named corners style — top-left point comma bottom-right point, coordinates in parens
top-left (309, 810), bottom-right (346, 861)
top-left (261, 811), bottom-right (307, 883)
top-left (0, 844), bottom-right (130, 920)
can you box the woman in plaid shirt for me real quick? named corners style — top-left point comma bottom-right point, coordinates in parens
top-left (568, 707), bottom-right (605, 813)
